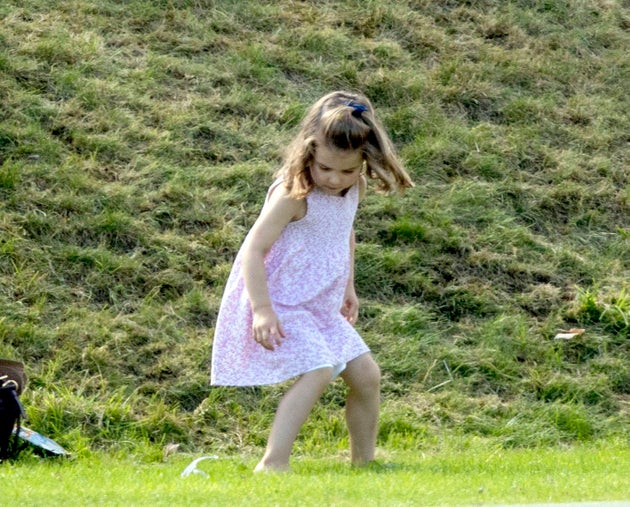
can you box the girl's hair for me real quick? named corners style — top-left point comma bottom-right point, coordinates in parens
top-left (276, 91), bottom-right (414, 198)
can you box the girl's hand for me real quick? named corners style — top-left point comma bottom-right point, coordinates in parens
top-left (341, 287), bottom-right (359, 325)
top-left (252, 306), bottom-right (285, 351)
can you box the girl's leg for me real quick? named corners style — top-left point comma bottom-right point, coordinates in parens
top-left (340, 353), bottom-right (381, 466)
top-left (255, 367), bottom-right (333, 472)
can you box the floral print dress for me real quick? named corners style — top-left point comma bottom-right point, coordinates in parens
top-left (210, 179), bottom-right (369, 386)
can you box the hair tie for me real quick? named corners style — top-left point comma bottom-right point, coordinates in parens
top-left (346, 101), bottom-right (368, 117)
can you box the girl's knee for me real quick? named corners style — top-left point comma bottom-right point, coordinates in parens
top-left (363, 359), bottom-right (381, 390)
top-left (344, 354), bottom-right (381, 392)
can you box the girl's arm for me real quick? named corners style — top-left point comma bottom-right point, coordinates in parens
top-left (341, 176), bottom-right (365, 324)
top-left (341, 228), bottom-right (359, 324)
top-left (241, 185), bottom-right (305, 350)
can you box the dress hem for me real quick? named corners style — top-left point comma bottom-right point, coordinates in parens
top-left (210, 349), bottom-right (369, 387)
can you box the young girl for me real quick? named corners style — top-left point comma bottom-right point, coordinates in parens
top-left (210, 90), bottom-right (413, 471)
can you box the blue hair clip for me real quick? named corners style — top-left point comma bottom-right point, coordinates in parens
top-left (346, 101), bottom-right (368, 116)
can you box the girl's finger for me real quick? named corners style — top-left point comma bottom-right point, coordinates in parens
top-left (277, 321), bottom-right (286, 338)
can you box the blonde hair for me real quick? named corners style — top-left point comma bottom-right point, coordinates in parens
top-left (276, 91), bottom-right (414, 198)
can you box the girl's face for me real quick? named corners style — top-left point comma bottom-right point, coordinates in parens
top-left (311, 142), bottom-right (363, 196)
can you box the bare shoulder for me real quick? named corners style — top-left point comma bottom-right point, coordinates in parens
top-left (244, 184), bottom-right (306, 253)
top-left (264, 182), bottom-right (306, 222)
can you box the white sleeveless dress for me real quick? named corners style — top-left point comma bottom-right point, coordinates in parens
top-left (210, 179), bottom-right (369, 386)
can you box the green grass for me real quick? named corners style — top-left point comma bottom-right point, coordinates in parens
top-left (3, 440), bottom-right (630, 505)
top-left (0, 0), bottom-right (629, 465)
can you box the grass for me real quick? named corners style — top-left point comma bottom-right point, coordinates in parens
top-left (0, 0), bottom-right (629, 470)
top-left (2, 439), bottom-right (630, 506)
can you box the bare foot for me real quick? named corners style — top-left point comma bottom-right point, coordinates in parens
top-left (254, 461), bottom-right (291, 473)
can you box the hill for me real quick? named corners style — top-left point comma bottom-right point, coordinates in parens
top-left (1, 0), bottom-right (628, 456)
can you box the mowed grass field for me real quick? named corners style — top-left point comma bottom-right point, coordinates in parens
top-left (3, 441), bottom-right (630, 505)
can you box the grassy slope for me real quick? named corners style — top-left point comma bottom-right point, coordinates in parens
top-left (0, 0), bottom-right (629, 455)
